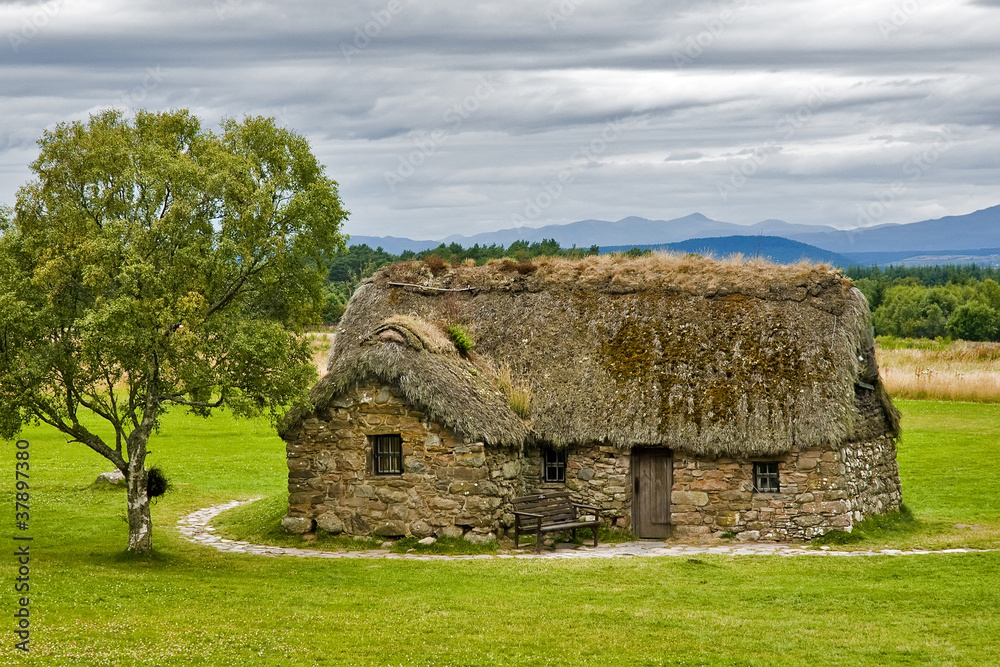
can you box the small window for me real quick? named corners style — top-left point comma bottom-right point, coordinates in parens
top-left (543, 448), bottom-right (566, 483)
top-left (371, 434), bottom-right (403, 475)
top-left (753, 462), bottom-right (780, 493)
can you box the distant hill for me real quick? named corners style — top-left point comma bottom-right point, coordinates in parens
top-left (348, 213), bottom-right (844, 253)
top-left (346, 205), bottom-right (1000, 259)
top-left (783, 205), bottom-right (1000, 253)
top-left (346, 235), bottom-right (441, 255)
top-left (435, 213), bottom-right (847, 249)
top-left (601, 236), bottom-right (853, 266)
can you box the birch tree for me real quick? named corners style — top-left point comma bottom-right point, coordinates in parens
top-left (0, 109), bottom-right (348, 552)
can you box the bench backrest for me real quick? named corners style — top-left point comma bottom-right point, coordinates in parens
top-left (511, 491), bottom-right (577, 524)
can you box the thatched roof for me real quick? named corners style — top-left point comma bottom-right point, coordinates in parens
top-left (295, 253), bottom-right (899, 458)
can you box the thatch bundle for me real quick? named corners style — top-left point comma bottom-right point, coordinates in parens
top-left (303, 253), bottom-right (899, 458)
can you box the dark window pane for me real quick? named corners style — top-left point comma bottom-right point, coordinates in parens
top-left (753, 461), bottom-right (779, 493)
top-left (544, 448), bottom-right (566, 483)
top-left (372, 435), bottom-right (403, 475)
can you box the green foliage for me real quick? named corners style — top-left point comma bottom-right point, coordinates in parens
top-left (873, 284), bottom-right (958, 338)
top-left (321, 243), bottom-right (397, 323)
top-left (846, 263), bottom-right (1000, 288)
top-left (448, 324), bottom-right (475, 353)
top-left (0, 108), bottom-right (348, 551)
top-left (417, 237), bottom-right (597, 266)
top-left (875, 335), bottom-right (953, 350)
top-left (947, 300), bottom-right (1000, 341)
top-left (850, 265), bottom-right (1000, 341)
top-left (623, 246), bottom-right (653, 258)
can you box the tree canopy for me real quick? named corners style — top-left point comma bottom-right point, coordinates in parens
top-left (0, 109), bottom-right (348, 552)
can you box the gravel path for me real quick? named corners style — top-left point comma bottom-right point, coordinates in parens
top-left (177, 500), bottom-right (997, 561)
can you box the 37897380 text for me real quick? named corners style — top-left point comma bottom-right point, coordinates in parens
top-left (13, 439), bottom-right (32, 653)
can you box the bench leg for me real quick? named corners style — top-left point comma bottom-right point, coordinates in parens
top-left (593, 526), bottom-right (599, 547)
top-left (514, 530), bottom-right (519, 549)
top-left (535, 529), bottom-right (542, 554)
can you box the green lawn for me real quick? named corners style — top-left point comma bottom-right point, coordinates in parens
top-left (2, 401), bottom-right (999, 666)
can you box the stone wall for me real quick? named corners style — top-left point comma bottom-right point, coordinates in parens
top-left (522, 445), bottom-right (633, 530)
top-left (283, 384), bottom-right (522, 541)
top-left (842, 434), bottom-right (903, 519)
top-left (670, 438), bottom-right (902, 541)
top-left (283, 385), bottom-right (902, 543)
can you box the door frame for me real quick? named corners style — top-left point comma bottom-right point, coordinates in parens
top-left (631, 447), bottom-right (673, 539)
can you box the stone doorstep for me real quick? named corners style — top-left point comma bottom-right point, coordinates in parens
top-left (176, 500), bottom-right (999, 561)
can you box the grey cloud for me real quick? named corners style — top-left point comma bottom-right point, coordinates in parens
top-left (0, 0), bottom-right (997, 237)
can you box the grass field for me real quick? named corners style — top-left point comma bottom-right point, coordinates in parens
top-left (2, 400), bottom-right (999, 666)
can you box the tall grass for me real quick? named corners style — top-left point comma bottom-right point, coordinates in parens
top-left (877, 337), bottom-right (1000, 403)
top-left (493, 359), bottom-right (532, 418)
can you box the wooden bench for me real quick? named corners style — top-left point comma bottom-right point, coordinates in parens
top-left (512, 491), bottom-right (601, 553)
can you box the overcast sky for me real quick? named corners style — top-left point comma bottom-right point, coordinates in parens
top-left (2, 0), bottom-right (998, 239)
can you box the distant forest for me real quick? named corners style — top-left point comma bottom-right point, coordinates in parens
top-left (845, 265), bottom-right (1000, 342)
top-left (322, 242), bottom-right (1000, 342)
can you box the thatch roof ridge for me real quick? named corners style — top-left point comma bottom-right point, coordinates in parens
top-left (375, 252), bottom-right (856, 314)
top-left (293, 253), bottom-right (897, 458)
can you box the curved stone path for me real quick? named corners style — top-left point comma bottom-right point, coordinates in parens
top-left (177, 500), bottom-right (997, 561)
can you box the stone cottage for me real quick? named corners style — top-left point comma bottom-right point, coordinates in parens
top-left (279, 253), bottom-right (902, 542)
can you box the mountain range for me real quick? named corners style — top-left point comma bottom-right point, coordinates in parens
top-left (348, 205), bottom-right (1000, 266)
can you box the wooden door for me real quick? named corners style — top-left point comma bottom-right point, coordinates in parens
top-left (632, 448), bottom-right (672, 538)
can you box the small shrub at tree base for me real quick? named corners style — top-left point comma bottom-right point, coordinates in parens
top-left (448, 325), bottom-right (475, 353)
top-left (146, 466), bottom-right (172, 500)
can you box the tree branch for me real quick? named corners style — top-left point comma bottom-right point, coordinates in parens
top-left (205, 256), bottom-right (267, 317)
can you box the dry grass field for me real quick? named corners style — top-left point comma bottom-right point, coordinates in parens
top-left (307, 331), bottom-right (334, 377)
top-left (877, 338), bottom-right (1000, 403)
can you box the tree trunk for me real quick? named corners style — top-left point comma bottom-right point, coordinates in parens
top-left (125, 445), bottom-right (152, 553)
